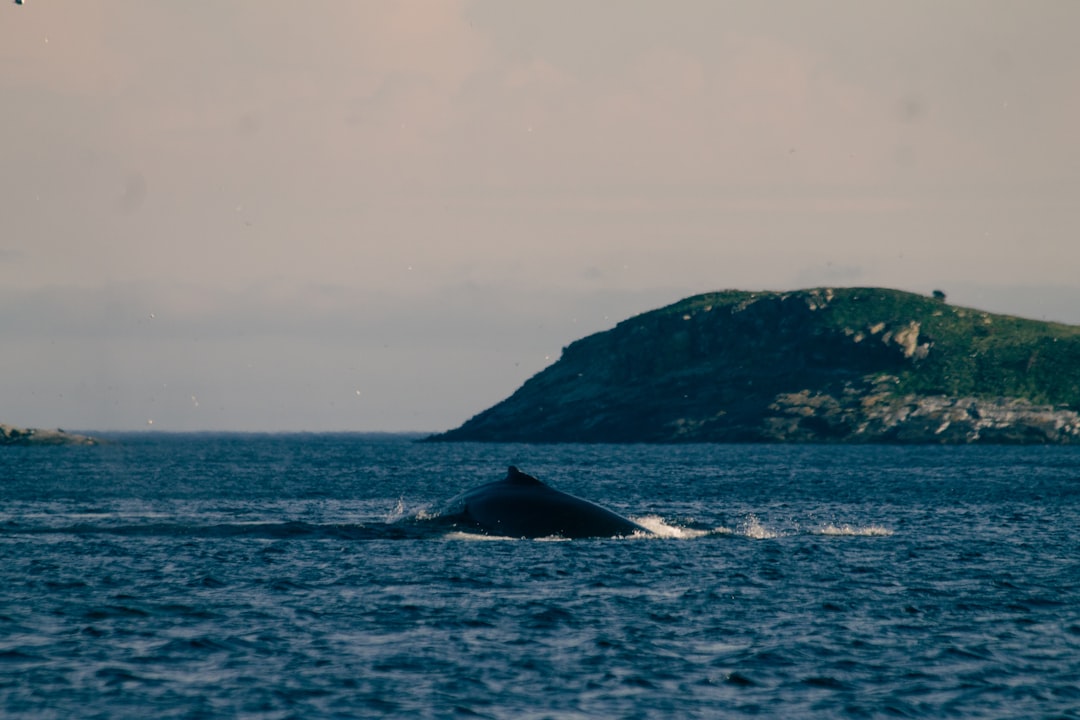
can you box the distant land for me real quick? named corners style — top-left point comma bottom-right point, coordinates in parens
top-left (0, 424), bottom-right (98, 446)
top-left (429, 287), bottom-right (1080, 444)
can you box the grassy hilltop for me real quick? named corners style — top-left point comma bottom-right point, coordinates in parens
top-left (431, 287), bottom-right (1080, 444)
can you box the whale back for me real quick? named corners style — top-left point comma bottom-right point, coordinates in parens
top-left (445, 466), bottom-right (646, 539)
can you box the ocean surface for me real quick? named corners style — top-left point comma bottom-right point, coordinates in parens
top-left (2, 435), bottom-right (1079, 719)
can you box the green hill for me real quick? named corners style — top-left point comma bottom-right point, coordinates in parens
top-left (430, 287), bottom-right (1080, 443)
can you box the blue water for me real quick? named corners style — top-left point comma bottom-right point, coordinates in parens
top-left (2, 435), bottom-right (1079, 719)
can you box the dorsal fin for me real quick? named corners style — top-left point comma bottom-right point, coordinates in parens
top-left (505, 466), bottom-right (544, 486)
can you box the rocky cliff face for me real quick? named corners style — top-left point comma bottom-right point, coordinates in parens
top-left (431, 288), bottom-right (1080, 444)
top-left (765, 380), bottom-right (1080, 444)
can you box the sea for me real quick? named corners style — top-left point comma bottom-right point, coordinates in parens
top-left (2, 434), bottom-right (1078, 719)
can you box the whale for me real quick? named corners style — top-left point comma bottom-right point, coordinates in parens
top-left (437, 466), bottom-right (649, 539)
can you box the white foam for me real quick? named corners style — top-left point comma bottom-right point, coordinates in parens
top-left (631, 515), bottom-right (711, 539)
top-left (383, 498), bottom-right (408, 523)
top-left (738, 514), bottom-right (780, 539)
top-left (441, 531), bottom-right (518, 541)
top-left (813, 523), bottom-right (894, 537)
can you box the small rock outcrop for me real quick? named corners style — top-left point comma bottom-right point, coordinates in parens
top-left (429, 287), bottom-right (1080, 444)
top-left (0, 424), bottom-right (98, 446)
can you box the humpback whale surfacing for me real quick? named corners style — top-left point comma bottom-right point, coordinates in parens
top-left (439, 466), bottom-right (649, 539)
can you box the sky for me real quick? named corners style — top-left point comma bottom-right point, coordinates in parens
top-left (2, 1), bottom-right (1078, 432)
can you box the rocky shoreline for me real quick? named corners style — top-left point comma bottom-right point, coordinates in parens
top-left (763, 379), bottom-right (1080, 444)
top-left (0, 424), bottom-right (99, 446)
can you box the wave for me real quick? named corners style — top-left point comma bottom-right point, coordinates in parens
top-left (722, 514), bottom-right (896, 540)
top-left (629, 514), bottom-right (895, 541)
top-left (1, 514), bottom-right (893, 542)
top-left (1, 520), bottom-right (413, 541)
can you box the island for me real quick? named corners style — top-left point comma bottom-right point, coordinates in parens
top-left (429, 287), bottom-right (1080, 444)
top-left (1, 424), bottom-right (99, 446)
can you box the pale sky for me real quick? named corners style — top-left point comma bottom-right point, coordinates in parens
top-left (2, 1), bottom-right (1078, 432)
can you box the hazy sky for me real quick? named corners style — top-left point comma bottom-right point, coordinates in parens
top-left (3, 1), bottom-right (1078, 432)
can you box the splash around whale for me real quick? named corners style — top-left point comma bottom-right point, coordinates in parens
top-left (434, 466), bottom-right (650, 539)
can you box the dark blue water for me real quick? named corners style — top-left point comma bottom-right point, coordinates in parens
top-left (2, 435), bottom-right (1079, 718)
